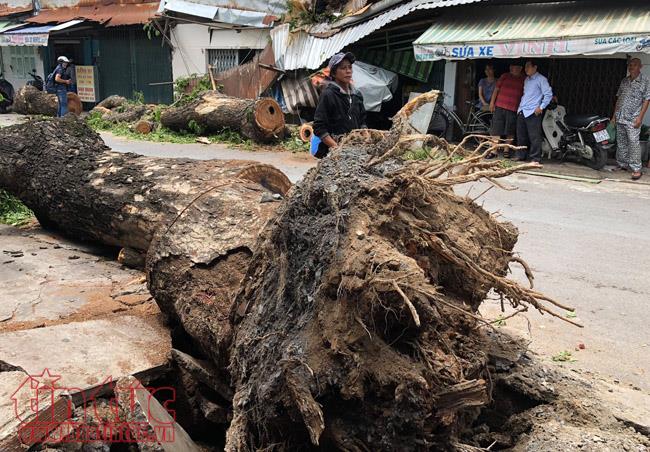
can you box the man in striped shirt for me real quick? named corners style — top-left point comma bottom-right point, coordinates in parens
top-left (488, 60), bottom-right (525, 159)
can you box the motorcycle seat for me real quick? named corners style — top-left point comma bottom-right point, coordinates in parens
top-left (565, 114), bottom-right (601, 128)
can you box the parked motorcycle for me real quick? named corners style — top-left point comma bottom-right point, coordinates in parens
top-left (0, 72), bottom-right (14, 114)
top-left (541, 102), bottom-right (613, 170)
top-left (26, 69), bottom-right (44, 91)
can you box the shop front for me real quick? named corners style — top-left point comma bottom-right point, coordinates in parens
top-left (412, 0), bottom-right (650, 130)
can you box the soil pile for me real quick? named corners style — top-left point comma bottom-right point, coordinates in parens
top-left (225, 115), bottom-right (570, 449)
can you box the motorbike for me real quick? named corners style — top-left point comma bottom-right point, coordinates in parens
top-left (541, 102), bottom-right (613, 170)
top-left (0, 72), bottom-right (15, 114)
top-left (26, 69), bottom-right (44, 91)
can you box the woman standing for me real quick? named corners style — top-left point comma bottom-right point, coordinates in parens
top-left (477, 63), bottom-right (496, 111)
top-left (312, 52), bottom-right (367, 159)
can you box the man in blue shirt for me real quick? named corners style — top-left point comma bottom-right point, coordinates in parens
top-left (53, 56), bottom-right (72, 117)
top-left (514, 60), bottom-right (553, 164)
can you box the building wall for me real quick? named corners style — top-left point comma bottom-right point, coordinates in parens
top-left (170, 23), bottom-right (269, 80)
top-left (0, 46), bottom-right (45, 92)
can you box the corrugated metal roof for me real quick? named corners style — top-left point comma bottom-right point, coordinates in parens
top-left (27, 3), bottom-right (159, 26)
top-left (414, 2), bottom-right (650, 45)
top-left (0, 20), bottom-right (24, 32)
top-left (159, 0), bottom-right (218, 19)
top-left (157, 0), bottom-right (286, 27)
top-left (0, 2), bottom-right (33, 18)
top-left (271, 0), bottom-right (482, 70)
top-left (3, 24), bottom-right (57, 33)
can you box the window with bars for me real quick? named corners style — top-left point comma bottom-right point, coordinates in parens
top-left (206, 48), bottom-right (259, 75)
top-left (207, 49), bottom-right (239, 74)
top-left (9, 47), bottom-right (36, 79)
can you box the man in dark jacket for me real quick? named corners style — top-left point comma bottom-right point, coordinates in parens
top-left (313, 52), bottom-right (367, 158)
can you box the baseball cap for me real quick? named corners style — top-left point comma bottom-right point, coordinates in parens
top-left (328, 52), bottom-right (356, 72)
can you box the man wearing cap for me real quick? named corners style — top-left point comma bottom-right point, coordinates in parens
top-left (313, 52), bottom-right (367, 158)
top-left (488, 60), bottom-right (525, 159)
top-left (54, 56), bottom-right (72, 117)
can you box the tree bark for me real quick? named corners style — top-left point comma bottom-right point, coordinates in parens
top-left (0, 115), bottom-right (291, 384)
top-left (13, 85), bottom-right (82, 116)
top-left (160, 91), bottom-right (285, 143)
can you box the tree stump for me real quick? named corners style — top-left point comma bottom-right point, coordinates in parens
top-left (160, 91), bottom-right (286, 143)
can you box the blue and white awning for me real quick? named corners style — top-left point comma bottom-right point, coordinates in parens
top-left (0, 20), bottom-right (84, 46)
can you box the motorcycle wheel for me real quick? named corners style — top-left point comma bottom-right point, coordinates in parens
top-left (585, 144), bottom-right (608, 170)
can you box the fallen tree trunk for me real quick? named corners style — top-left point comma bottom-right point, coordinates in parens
top-left (0, 116), bottom-right (290, 256)
top-left (160, 91), bottom-right (286, 143)
top-left (0, 115), bottom-right (291, 383)
top-left (0, 94), bottom-right (582, 451)
top-left (13, 85), bottom-right (82, 116)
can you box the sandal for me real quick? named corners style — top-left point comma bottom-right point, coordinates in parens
top-left (631, 171), bottom-right (642, 180)
top-left (503, 150), bottom-right (511, 159)
top-left (485, 153), bottom-right (497, 160)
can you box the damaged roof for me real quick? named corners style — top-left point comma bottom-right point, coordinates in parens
top-left (272, 0), bottom-right (483, 70)
top-left (0, 0), bottom-right (32, 18)
top-left (157, 0), bottom-right (287, 27)
top-left (27, 0), bottom-right (159, 26)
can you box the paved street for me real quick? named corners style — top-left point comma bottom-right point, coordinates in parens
top-left (104, 132), bottom-right (650, 392)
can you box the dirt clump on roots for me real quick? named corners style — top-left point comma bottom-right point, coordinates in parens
top-left (224, 101), bottom-right (576, 450)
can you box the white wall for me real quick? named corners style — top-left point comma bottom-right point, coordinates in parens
top-left (170, 24), bottom-right (270, 80)
top-left (0, 46), bottom-right (45, 93)
top-left (443, 61), bottom-right (456, 109)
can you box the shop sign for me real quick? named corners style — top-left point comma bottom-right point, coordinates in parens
top-left (76, 65), bottom-right (96, 103)
top-left (0, 34), bottom-right (49, 47)
top-left (414, 35), bottom-right (650, 61)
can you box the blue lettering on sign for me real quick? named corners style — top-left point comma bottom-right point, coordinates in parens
top-left (478, 46), bottom-right (494, 56)
top-left (452, 46), bottom-right (483, 57)
top-left (595, 36), bottom-right (638, 45)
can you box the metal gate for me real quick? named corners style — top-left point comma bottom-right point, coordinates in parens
top-left (547, 58), bottom-right (627, 117)
top-left (97, 27), bottom-right (173, 104)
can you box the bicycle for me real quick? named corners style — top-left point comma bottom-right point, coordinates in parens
top-left (427, 93), bottom-right (492, 140)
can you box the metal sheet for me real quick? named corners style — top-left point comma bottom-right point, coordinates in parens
top-left (158, 0), bottom-right (286, 26)
top-left (414, 1), bottom-right (650, 59)
top-left (3, 24), bottom-right (57, 33)
top-left (158, 0), bottom-right (218, 20)
top-left (0, 20), bottom-right (28, 32)
top-left (216, 43), bottom-right (279, 99)
top-left (27, 3), bottom-right (159, 26)
top-left (271, 0), bottom-right (482, 70)
top-left (0, 1), bottom-right (32, 18)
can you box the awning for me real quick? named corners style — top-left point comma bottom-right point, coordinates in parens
top-left (0, 20), bottom-right (84, 46)
top-left (0, 20), bottom-right (23, 33)
top-left (414, 1), bottom-right (650, 61)
top-left (27, 3), bottom-right (159, 27)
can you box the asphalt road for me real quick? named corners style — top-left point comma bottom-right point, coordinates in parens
top-left (103, 132), bottom-right (650, 392)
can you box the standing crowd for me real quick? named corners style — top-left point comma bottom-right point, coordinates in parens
top-left (312, 53), bottom-right (650, 182)
top-left (479, 58), bottom-right (650, 179)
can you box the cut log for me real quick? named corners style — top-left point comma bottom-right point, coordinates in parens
top-left (13, 85), bottom-right (82, 116)
top-left (103, 105), bottom-right (146, 124)
top-left (95, 94), bottom-right (127, 110)
top-left (299, 122), bottom-right (313, 142)
top-left (160, 91), bottom-right (285, 143)
top-left (134, 119), bottom-right (154, 134)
